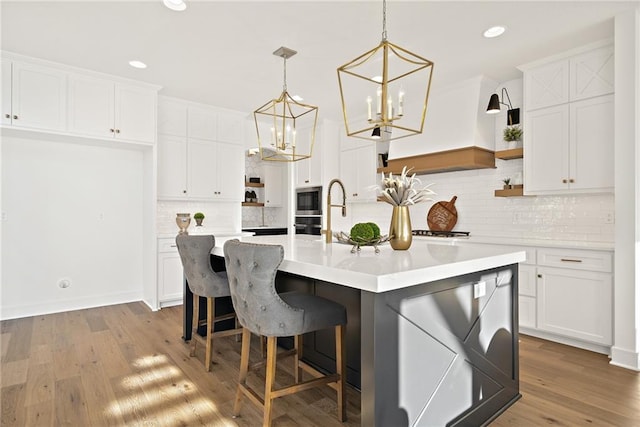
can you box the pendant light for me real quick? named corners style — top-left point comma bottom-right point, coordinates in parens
top-left (337, 0), bottom-right (434, 142)
top-left (486, 87), bottom-right (520, 125)
top-left (254, 47), bottom-right (318, 162)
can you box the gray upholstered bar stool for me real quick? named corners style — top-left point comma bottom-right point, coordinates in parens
top-left (223, 239), bottom-right (347, 427)
top-left (176, 234), bottom-right (243, 372)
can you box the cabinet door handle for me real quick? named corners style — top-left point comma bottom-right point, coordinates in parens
top-left (13, 115), bottom-right (18, 120)
top-left (170, 245), bottom-right (177, 248)
top-left (569, 178), bottom-right (575, 183)
top-left (537, 274), bottom-right (542, 278)
top-left (560, 258), bottom-right (582, 263)
top-left (183, 190), bottom-right (187, 194)
top-left (115, 129), bottom-right (120, 134)
top-left (305, 180), bottom-right (309, 183)
top-left (110, 128), bottom-right (115, 133)
top-left (562, 179), bottom-right (568, 183)
top-left (4, 114), bottom-right (10, 119)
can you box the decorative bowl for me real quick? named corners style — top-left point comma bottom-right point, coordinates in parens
top-left (334, 231), bottom-right (390, 253)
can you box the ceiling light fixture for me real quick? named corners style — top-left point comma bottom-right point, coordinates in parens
top-left (483, 26), bottom-right (506, 38)
top-left (163, 0), bottom-right (186, 12)
top-left (486, 87), bottom-right (520, 125)
top-left (337, 0), bottom-right (434, 142)
top-left (254, 47), bottom-right (319, 162)
top-left (128, 60), bottom-right (147, 69)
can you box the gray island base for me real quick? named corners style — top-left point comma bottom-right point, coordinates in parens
top-left (211, 235), bottom-right (525, 426)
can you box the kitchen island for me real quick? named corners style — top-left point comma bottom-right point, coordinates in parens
top-left (210, 234), bottom-right (526, 426)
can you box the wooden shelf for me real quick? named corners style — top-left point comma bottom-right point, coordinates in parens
top-left (242, 202), bottom-right (264, 207)
top-left (495, 147), bottom-right (523, 160)
top-left (383, 146), bottom-right (496, 175)
top-left (494, 187), bottom-right (524, 197)
top-left (245, 181), bottom-right (264, 188)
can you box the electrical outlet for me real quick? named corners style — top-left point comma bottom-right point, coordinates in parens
top-left (473, 281), bottom-right (486, 299)
top-left (604, 212), bottom-right (615, 224)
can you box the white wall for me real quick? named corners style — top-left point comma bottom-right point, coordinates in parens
top-left (612, 6), bottom-right (640, 371)
top-left (1, 135), bottom-right (146, 319)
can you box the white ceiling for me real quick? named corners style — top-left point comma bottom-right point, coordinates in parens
top-left (1, 1), bottom-right (637, 121)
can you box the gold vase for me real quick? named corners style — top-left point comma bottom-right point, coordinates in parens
top-left (389, 205), bottom-right (412, 250)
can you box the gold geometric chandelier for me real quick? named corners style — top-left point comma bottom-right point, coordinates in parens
top-left (337, 0), bottom-right (434, 142)
top-left (254, 47), bottom-right (319, 162)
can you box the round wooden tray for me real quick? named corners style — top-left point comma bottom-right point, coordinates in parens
top-left (427, 196), bottom-right (458, 231)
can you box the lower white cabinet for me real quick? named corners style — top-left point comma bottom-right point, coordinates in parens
top-left (157, 238), bottom-right (184, 307)
top-left (516, 246), bottom-right (613, 349)
top-left (536, 264), bottom-right (612, 346)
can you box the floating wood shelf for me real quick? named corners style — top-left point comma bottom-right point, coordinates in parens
top-left (494, 187), bottom-right (524, 197)
top-left (245, 182), bottom-right (264, 188)
top-left (381, 146), bottom-right (496, 175)
top-left (242, 202), bottom-right (264, 207)
top-left (494, 147), bottom-right (523, 160)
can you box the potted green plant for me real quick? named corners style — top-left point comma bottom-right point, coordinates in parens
top-left (503, 125), bottom-right (523, 148)
top-left (502, 178), bottom-right (512, 190)
top-left (194, 212), bottom-right (205, 226)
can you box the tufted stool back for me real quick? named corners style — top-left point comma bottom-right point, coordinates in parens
top-left (176, 234), bottom-right (231, 298)
top-left (223, 239), bottom-right (305, 337)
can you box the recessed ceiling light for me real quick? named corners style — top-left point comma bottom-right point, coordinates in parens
top-left (483, 26), bottom-right (506, 38)
top-left (163, 0), bottom-right (186, 12)
top-left (129, 60), bottom-right (147, 69)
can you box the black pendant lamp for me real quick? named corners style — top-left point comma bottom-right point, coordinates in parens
top-left (486, 88), bottom-right (520, 125)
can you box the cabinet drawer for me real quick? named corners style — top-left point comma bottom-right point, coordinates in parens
top-left (158, 238), bottom-right (179, 253)
top-left (537, 248), bottom-right (612, 273)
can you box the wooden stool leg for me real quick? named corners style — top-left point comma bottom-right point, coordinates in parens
top-left (205, 297), bottom-right (214, 371)
top-left (263, 336), bottom-right (278, 427)
top-left (294, 334), bottom-right (303, 383)
top-left (190, 294), bottom-right (199, 357)
top-left (335, 324), bottom-right (347, 422)
top-left (234, 327), bottom-right (251, 417)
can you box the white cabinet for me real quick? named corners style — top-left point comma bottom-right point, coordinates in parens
top-left (264, 163), bottom-right (284, 207)
top-left (68, 74), bottom-right (157, 143)
top-left (569, 45), bottom-right (614, 102)
top-left (521, 42), bottom-right (614, 195)
top-left (340, 144), bottom-right (377, 203)
top-left (188, 139), bottom-right (243, 201)
top-left (535, 246), bottom-right (613, 347)
top-left (157, 96), bottom-right (245, 201)
top-left (157, 238), bottom-right (184, 308)
top-left (158, 135), bottom-right (188, 197)
top-left (1, 60), bottom-right (67, 131)
top-left (515, 246), bottom-right (613, 349)
top-left (524, 95), bottom-right (614, 195)
top-left (295, 125), bottom-right (322, 187)
top-left (524, 60), bottom-right (569, 111)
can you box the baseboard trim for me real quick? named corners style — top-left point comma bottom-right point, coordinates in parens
top-left (610, 346), bottom-right (640, 371)
top-left (0, 290), bottom-right (143, 320)
top-left (519, 328), bottom-right (611, 355)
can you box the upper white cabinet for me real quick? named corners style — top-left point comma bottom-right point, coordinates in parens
top-left (157, 96), bottom-right (245, 201)
top-left (569, 45), bottom-right (615, 102)
top-left (264, 163), bottom-right (284, 207)
top-left (68, 74), bottom-right (157, 143)
top-left (340, 144), bottom-right (377, 203)
top-left (2, 60), bottom-right (67, 131)
top-left (524, 60), bottom-right (569, 111)
top-left (520, 41), bottom-right (614, 195)
top-left (1, 53), bottom-right (160, 144)
top-left (294, 124), bottom-right (322, 187)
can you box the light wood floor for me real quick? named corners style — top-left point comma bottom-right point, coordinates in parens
top-left (1, 302), bottom-right (639, 426)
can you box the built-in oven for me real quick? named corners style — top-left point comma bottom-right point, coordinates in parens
top-left (295, 186), bottom-right (322, 216)
top-left (294, 216), bottom-right (322, 235)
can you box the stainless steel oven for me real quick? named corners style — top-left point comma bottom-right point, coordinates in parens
top-left (295, 186), bottom-right (322, 216)
top-left (294, 216), bottom-right (322, 235)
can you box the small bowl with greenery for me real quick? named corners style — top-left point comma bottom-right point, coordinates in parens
top-left (194, 212), bottom-right (205, 226)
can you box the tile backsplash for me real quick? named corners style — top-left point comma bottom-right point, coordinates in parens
top-left (330, 158), bottom-right (614, 243)
top-left (157, 200), bottom-right (241, 235)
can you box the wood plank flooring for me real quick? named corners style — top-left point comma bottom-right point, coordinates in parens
top-left (2, 302), bottom-right (639, 426)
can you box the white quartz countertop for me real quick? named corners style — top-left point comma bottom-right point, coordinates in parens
top-left (211, 235), bottom-right (526, 293)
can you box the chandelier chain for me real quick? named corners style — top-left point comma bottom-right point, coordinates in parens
top-left (381, 0), bottom-right (387, 41)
